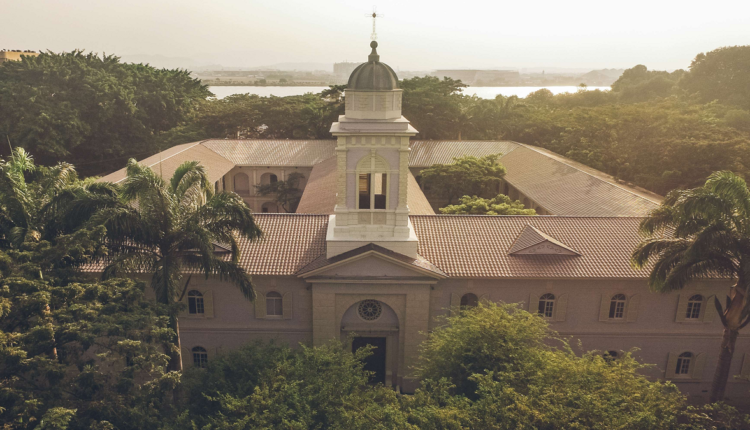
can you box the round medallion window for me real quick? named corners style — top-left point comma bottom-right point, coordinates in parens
top-left (358, 300), bottom-right (383, 321)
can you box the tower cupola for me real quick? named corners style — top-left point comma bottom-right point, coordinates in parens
top-left (347, 41), bottom-right (399, 91)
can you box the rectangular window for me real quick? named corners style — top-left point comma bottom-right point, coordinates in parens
top-left (373, 173), bottom-right (387, 209)
top-left (358, 174), bottom-right (371, 209)
top-left (609, 301), bottom-right (625, 319)
top-left (543, 301), bottom-right (554, 318)
top-left (676, 358), bottom-right (691, 375)
top-left (686, 302), bottom-right (701, 319)
top-left (266, 297), bottom-right (283, 316)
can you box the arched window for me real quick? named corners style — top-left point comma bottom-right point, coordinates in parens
top-left (266, 291), bottom-right (283, 316)
top-left (192, 346), bottom-right (208, 368)
top-left (604, 350), bottom-right (618, 362)
top-left (609, 294), bottom-right (627, 319)
top-left (188, 290), bottom-right (204, 315)
top-left (233, 173), bottom-right (250, 196)
top-left (676, 352), bottom-right (692, 375)
top-left (538, 293), bottom-right (555, 318)
top-left (460, 293), bottom-right (478, 308)
top-left (260, 172), bottom-right (278, 186)
top-left (357, 154), bottom-right (389, 210)
top-left (686, 295), bottom-right (703, 320)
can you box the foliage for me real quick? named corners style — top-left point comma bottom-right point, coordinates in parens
top-left (0, 51), bottom-right (210, 176)
top-left (439, 194), bottom-right (536, 215)
top-left (413, 302), bottom-right (707, 429)
top-left (89, 159), bottom-right (261, 370)
top-left (420, 154), bottom-right (507, 205)
top-left (0, 250), bottom-right (177, 430)
top-left (254, 172), bottom-right (305, 212)
top-left (632, 170), bottom-right (750, 401)
top-left (610, 64), bottom-right (684, 103)
top-left (401, 76), bottom-right (467, 140)
top-left (173, 341), bottom-right (409, 430)
top-left (681, 46), bottom-right (750, 110)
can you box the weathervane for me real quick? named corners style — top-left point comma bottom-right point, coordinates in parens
top-left (365, 7), bottom-right (384, 41)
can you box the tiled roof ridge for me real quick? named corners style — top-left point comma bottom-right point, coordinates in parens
top-left (408, 214), bottom-right (647, 219)
top-left (511, 142), bottom-right (662, 205)
top-left (252, 213), bottom-right (330, 218)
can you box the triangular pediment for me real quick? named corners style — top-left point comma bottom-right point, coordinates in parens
top-left (298, 243), bottom-right (446, 280)
top-left (508, 225), bottom-right (579, 256)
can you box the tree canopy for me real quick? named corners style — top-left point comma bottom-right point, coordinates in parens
top-left (440, 194), bottom-right (536, 215)
top-left (420, 154), bottom-right (507, 205)
top-left (0, 51), bottom-right (210, 176)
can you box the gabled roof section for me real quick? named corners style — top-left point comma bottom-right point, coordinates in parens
top-left (98, 141), bottom-right (235, 185)
top-left (201, 139), bottom-right (336, 166)
top-left (499, 144), bottom-right (662, 217)
top-left (508, 224), bottom-right (579, 256)
top-left (409, 140), bottom-right (520, 167)
top-left (297, 243), bottom-right (446, 279)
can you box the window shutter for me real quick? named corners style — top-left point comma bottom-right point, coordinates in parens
top-left (665, 352), bottom-right (678, 379)
top-left (530, 293), bottom-right (540, 314)
top-left (675, 294), bottom-right (688, 322)
top-left (450, 293), bottom-right (461, 317)
top-left (599, 294), bottom-right (610, 322)
top-left (204, 290), bottom-right (214, 318)
top-left (282, 292), bottom-right (293, 320)
top-left (181, 347), bottom-right (191, 369)
top-left (741, 353), bottom-right (750, 378)
top-left (555, 294), bottom-right (568, 322)
top-left (691, 353), bottom-right (707, 380)
top-left (703, 295), bottom-right (718, 323)
top-left (255, 292), bottom-right (267, 319)
top-left (626, 294), bottom-right (639, 322)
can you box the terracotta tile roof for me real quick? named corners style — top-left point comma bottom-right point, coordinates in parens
top-left (410, 215), bottom-right (656, 279)
top-left (98, 141), bottom-right (236, 185)
top-left (295, 156), bottom-right (435, 215)
top-left (295, 156), bottom-right (337, 214)
top-left (235, 214), bottom-right (329, 275)
top-left (500, 145), bottom-right (662, 217)
top-left (409, 140), bottom-right (520, 167)
top-left (201, 139), bottom-right (336, 166)
top-left (507, 224), bottom-right (579, 255)
top-left (297, 243), bottom-right (446, 278)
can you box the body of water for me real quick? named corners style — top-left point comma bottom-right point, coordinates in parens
top-left (208, 85), bottom-right (610, 100)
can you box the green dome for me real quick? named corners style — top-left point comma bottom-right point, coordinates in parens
top-left (347, 41), bottom-right (399, 91)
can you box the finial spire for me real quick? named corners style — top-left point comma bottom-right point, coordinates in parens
top-left (366, 7), bottom-right (384, 41)
top-left (368, 41), bottom-right (379, 63)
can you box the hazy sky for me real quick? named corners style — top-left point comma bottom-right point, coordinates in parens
top-left (2, 0), bottom-right (748, 71)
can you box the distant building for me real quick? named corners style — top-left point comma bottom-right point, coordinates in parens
top-left (433, 69), bottom-right (520, 86)
top-left (333, 62), bottom-right (360, 77)
top-left (0, 50), bottom-right (39, 64)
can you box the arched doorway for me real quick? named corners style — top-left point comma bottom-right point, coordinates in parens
top-left (341, 299), bottom-right (400, 387)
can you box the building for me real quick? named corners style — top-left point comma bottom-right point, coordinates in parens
top-left (98, 42), bottom-right (749, 401)
top-left (0, 49), bottom-right (39, 64)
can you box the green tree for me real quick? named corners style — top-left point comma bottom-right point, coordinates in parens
top-left (91, 159), bottom-right (262, 371)
top-left (0, 250), bottom-right (177, 430)
top-left (631, 171), bottom-right (750, 402)
top-left (173, 341), bottom-right (408, 430)
top-left (255, 172), bottom-right (305, 212)
top-left (681, 45), bottom-right (750, 110)
top-left (0, 148), bottom-right (115, 251)
top-left (0, 51), bottom-right (210, 176)
top-left (610, 64), bottom-right (684, 103)
top-left (420, 154), bottom-right (507, 204)
top-left (439, 194), bottom-right (536, 215)
top-left (414, 301), bottom-right (698, 429)
top-left (401, 76), bottom-right (467, 140)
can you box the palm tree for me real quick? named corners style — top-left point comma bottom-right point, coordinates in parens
top-left (0, 147), bottom-right (111, 249)
top-left (631, 171), bottom-right (750, 402)
top-left (92, 159), bottom-right (262, 371)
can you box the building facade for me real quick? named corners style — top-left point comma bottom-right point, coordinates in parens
top-left (99, 42), bottom-right (750, 401)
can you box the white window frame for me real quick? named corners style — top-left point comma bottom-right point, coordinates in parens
top-left (265, 291), bottom-right (283, 317)
top-left (538, 293), bottom-right (556, 319)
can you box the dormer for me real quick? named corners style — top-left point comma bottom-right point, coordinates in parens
top-left (508, 225), bottom-right (580, 256)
